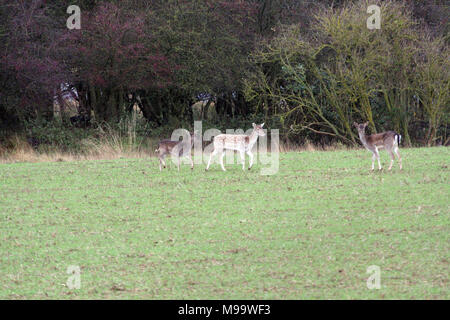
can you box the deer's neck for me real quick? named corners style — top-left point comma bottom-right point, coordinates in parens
top-left (247, 129), bottom-right (259, 148)
top-left (358, 131), bottom-right (371, 149)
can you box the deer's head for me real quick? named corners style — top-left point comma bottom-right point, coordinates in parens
top-left (353, 122), bottom-right (369, 135)
top-left (252, 123), bottom-right (266, 136)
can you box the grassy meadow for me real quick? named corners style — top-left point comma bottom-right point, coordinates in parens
top-left (0, 147), bottom-right (448, 299)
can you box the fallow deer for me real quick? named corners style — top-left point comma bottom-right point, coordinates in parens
top-left (206, 123), bottom-right (266, 171)
top-left (354, 122), bottom-right (402, 171)
top-left (156, 132), bottom-right (194, 171)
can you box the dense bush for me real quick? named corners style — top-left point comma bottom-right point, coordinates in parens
top-left (244, 1), bottom-right (449, 147)
top-left (0, 0), bottom-right (448, 150)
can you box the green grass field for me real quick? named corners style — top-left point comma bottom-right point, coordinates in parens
top-left (0, 147), bottom-right (449, 299)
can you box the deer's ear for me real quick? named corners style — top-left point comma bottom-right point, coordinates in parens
top-left (364, 121), bottom-right (369, 127)
top-left (252, 123), bottom-right (256, 128)
top-left (353, 122), bottom-right (358, 127)
top-left (261, 123), bottom-right (264, 128)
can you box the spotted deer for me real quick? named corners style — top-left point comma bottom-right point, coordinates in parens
top-left (206, 123), bottom-right (266, 171)
top-left (354, 122), bottom-right (402, 171)
top-left (156, 132), bottom-right (194, 171)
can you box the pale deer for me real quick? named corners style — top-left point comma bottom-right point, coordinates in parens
top-left (206, 123), bottom-right (265, 171)
top-left (156, 132), bottom-right (194, 171)
top-left (354, 122), bottom-right (402, 171)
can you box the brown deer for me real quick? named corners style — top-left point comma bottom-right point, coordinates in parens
top-left (156, 131), bottom-right (195, 171)
top-left (206, 123), bottom-right (265, 171)
top-left (354, 122), bottom-right (402, 171)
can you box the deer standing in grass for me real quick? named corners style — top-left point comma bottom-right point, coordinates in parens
top-left (156, 132), bottom-right (194, 171)
top-left (354, 122), bottom-right (402, 171)
top-left (206, 123), bottom-right (265, 171)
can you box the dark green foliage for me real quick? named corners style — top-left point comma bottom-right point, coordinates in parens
top-left (244, 1), bottom-right (449, 146)
top-left (0, 0), bottom-right (448, 149)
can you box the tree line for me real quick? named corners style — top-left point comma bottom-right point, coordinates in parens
top-left (0, 0), bottom-right (448, 146)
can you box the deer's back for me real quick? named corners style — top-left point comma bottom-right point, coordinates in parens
top-left (214, 134), bottom-right (249, 145)
top-left (367, 131), bottom-right (397, 146)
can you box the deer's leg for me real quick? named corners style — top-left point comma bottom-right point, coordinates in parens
top-left (394, 146), bottom-right (402, 170)
top-left (220, 151), bottom-right (226, 171)
top-left (239, 150), bottom-right (245, 171)
top-left (374, 148), bottom-right (382, 170)
top-left (159, 157), bottom-right (162, 171)
top-left (176, 145), bottom-right (184, 172)
top-left (371, 153), bottom-right (376, 171)
top-left (206, 152), bottom-right (212, 171)
top-left (182, 147), bottom-right (194, 170)
top-left (189, 153), bottom-right (194, 170)
top-left (387, 149), bottom-right (395, 171)
top-left (160, 154), bottom-right (167, 170)
top-left (206, 148), bottom-right (217, 171)
top-left (181, 150), bottom-right (193, 170)
top-left (247, 150), bottom-right (254, 170)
